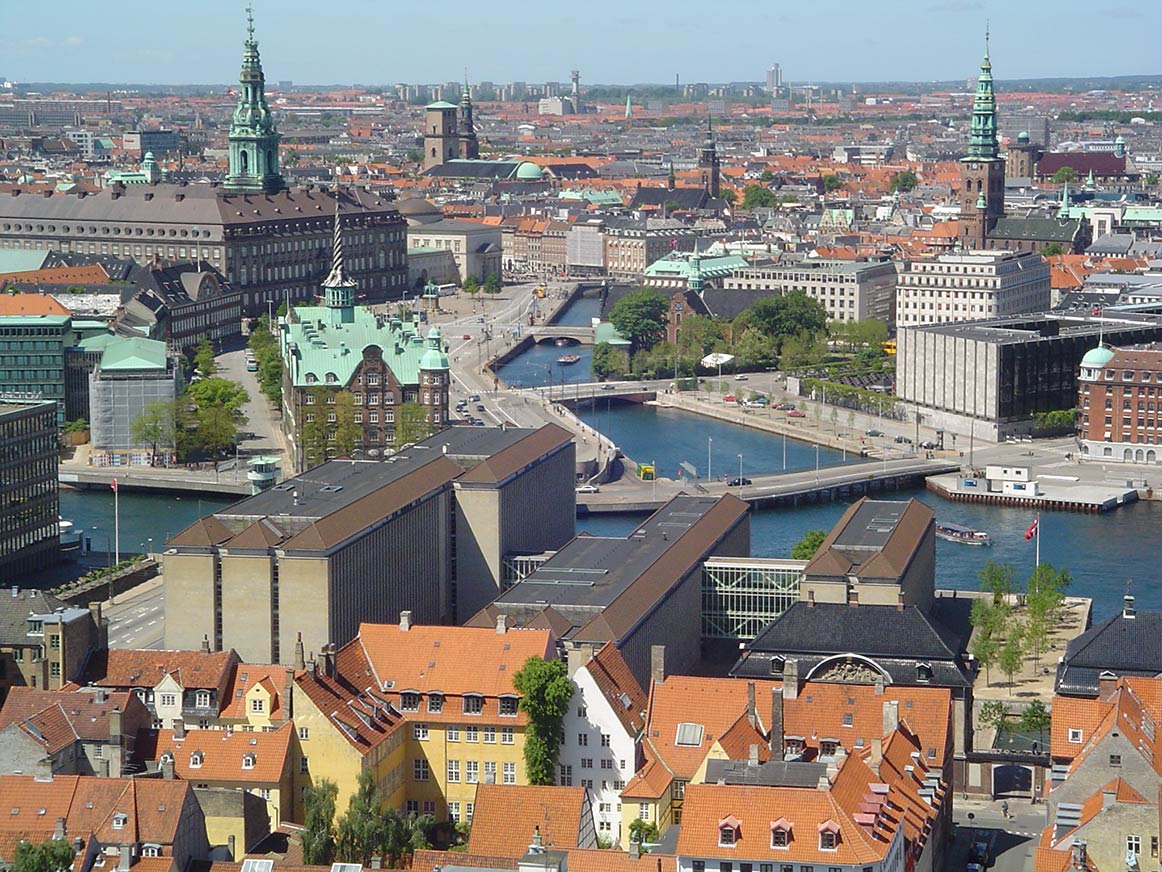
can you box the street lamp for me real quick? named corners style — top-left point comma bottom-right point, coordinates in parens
top-left (737, 454), bottom-right (744, 499)
top-left (707, 436), bottom-right (713, 481)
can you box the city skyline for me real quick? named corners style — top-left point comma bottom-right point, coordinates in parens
top-left (3, 0), bottom-right (1159, 88)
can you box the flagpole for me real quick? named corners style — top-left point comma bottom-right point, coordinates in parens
top-left (1035, 512), bottom-right (1040, 568)
top-left (113, 480), bottom-right (120, 565)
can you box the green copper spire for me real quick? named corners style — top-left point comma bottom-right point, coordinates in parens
top-left (965, 28), bottom-right (1000, 161)
top-left (1058, 180), bottom-right (1070, 219)
top-left (323, 196), bottom-right (356, 316)
top-left (224, 3), bottom-right (285, 193)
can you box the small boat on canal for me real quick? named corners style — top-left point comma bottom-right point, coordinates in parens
top-left (936, 521), bottom-right (992, 546)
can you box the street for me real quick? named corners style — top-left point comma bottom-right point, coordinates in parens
top-left (104, 580), bottom-right (165, 649)
top-left (216, 344), bottom-right (290, 462)
top-left (954, 797), bottom-right (1043, 872)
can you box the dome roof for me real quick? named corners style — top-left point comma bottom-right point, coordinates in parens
top-left (1017, 131), bottom-right (1030, 143)
top-left (420, 327), bottom-right (449, 371)
top-left (1081, 345), bottom-right (1115, 367)
top-left (1116, 134), bottom-right (1126, 143)
top-left (515, 161), bottom-right (544, 180)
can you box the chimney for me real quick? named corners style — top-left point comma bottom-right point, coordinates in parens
top-left (897, 591), bottom-right (905, 612)
top-left (173, 719), bottom-right (185, 740)
top-left (874, 674), bottom-right (884, 696)
top-left (109, 706), bottom-right (122, 743)
top-left (400, 610), bottom-right (413, 632)
top-left (293, 632), bottom-right (305, 671)
top-left (200, 634), bottom-right (210, 654)
top-left (769, 688), bottom-right (784, 758)
top-left (782, 659), bottom-right (799, 700)
top-left (1102, 787), bottom-right (1117, 809)
top-left (848, 590), bottom-right (859, 607)
top-left (72, 837), bottom-right (83, 856)
top-left (650, 645), bottom-right (666, 684)
top-left (747, 681), bottom-right (756, 729)
top-left (118, 846), bottom-right (130, 872)
top-left (496, 614), bottom-right (508, 634)
top-left (1098, 673), bottom-right (1118, 701)
top-left (35, 756), bottom-right (53, 782)
top-left (566, 643), bottom-right (595, 677)
top-left (10, 585), bottom-right (17, 597)
top-left (629, 842), bottom-right (641, 861)
top-left (882, 700), bottom-right (899, 735)
top-left (161, 757), bottom-right (175, 780)
top-left (371, 858), bottom-right (383, 870)
top-left (1071, 840), bottom-right (1087, 870)
top-left (95, 687), bottom-right (107, 704)
top-left (748, 743), bottom-right (759, 767)
top-left (54, 817), bottom-right (66, 841)
top-left (227, 835), bottom-right (236, 862)
top-left (869, 737), bottom-right (883, 776)
top-left (1124, 596), bottom-right (1136, 619)
top-left (807, 589), bottom-right (815, 608)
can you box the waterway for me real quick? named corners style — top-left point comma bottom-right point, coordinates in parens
top-left (493, 341), bottom-right (595, 391)
top-left (60, 489), bottom-right (232, 558)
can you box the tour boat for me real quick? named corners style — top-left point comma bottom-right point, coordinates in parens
top-left (935, 522), bottom-right (992, 546)
top-left (556, 354), bottom-right (581, 365)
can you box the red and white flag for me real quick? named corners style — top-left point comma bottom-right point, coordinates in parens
top-left (110, 478), bottom-right (118, 494)
top-left (1024, 516), bottom-right (1038, 541)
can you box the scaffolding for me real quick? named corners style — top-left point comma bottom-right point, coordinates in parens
top-left (701, 557), bottom-right (807, 640)
top-left (501, 551), bottom-right (556, 589)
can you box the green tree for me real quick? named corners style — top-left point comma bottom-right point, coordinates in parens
top-left (301, 780), bottom-right (339, 866)
top-left (393, 402), bottom-right (435, 449)
top-left (979, 560), bottom-right (1017, 605)
top-left (741, 184), bottom-right (777, 209)
top-left (483, 273), bottom-right (503, 294)
top-left (999, 625), bottom-right (1026, 693)
top-left (822, 174), bottom-right (843, 193)
top-left (970, 597), bottom-right (1009, 638)
top-left (333, 391), bottom-right (361, 458)
top-left (13, 840), bottom-right (75, 872)
top-left (1019, 700), bottom-right (1051, 733)
top-left (193, 336), bottom-right (217, 377)
top-left (301, 389), bottom-right (331, 469)
top-left (720, 188), bottom-right (737, 206)
top-left (187, 378), bottom-right (249, 414)
top-left (970, 633), bottom-right (999, 686)
top-left (336, 770), bottom-right (388, 865)
top-left (609, 288), bottom-right (669, 354)
top-left (195, 403), bottom-right (241, 458)
top-left (760, 170), bottom-right (776, 182)
top-left (628, 819), bottom-right (660, 847)
top-left (890, 171), bottom-right (918, 192)
top-left (675, 315), bottom-right (726, 357)
top-left (749, 293), bottom-right (829, 341)
top-left (131, 399), bottom-right (178, 465)
top-left (790, 529), bottom-right (827, 560)
top-left (1052, 166), bottom-right (1079, 184)
top-left (462, 275), bottom-right (480, 295)
top-left (1042, 242), bottom-right (1066, 257)
top-left (1025, 563), bottom-right (1070, 669)
top-left (733, 327), bottom-right (778, 367)
top-left (591, 342), bottom-right (630, 380)
top-left (778, 330), bottom-right (827, 370)
top-left (978, 700), bottom-right (1008, 732)
top-left (512, 656), bottom-right (574, 785)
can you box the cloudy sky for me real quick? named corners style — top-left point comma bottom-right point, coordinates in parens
top-left (2, 0), bottom-right (1155, 86)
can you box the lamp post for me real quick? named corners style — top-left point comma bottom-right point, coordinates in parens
top-left (707, 436), bottom-right (713, 482)
top-left (737, 454), bottom-right (744, 499)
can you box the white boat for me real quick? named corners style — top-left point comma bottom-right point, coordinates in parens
top-left (936, 522), bottom-right (991, 546)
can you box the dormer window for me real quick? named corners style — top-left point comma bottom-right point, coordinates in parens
top-left (499, 696), bottom-right (519, 717)
top-left (428, 693), bottom-right (444, 713)
top-left (463, 694), bottom-right (484, 715)
top-left (916, 663), bottom-right (933, 683)
top-left (718, 815), bottom-right (741, 847)
top-left (770, 818), bottom-right (792, 849)
top-left (112, 813), bottom-right (128, 831)
top-left (401, 692), bottom-right (420, 712)
top-left (189, 752), bottom-right (204, 769)
top-left (242, 753), bottom-right (256, 770)
top-left (250, 698), bottom-right (265, 713)
top-left (818, 821), bottom-right (840, 851)
top-left (196, 691), bottom-right (211, 709)
top-left (768, 656), bottom-right (785, 676)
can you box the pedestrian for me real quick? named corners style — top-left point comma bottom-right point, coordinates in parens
top-left (1001, 800), bottom-right (1009, 819)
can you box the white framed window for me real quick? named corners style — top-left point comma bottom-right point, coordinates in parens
top-left (447, 760), bottom-right (460, 783)
top-left (447, 726), bottom-right (460, 742)
top-left (159, 693), bottom-right (177, 708)
top-left (501, 727), bottom-right (514, 744)
top-left (195, 691), bottom-right (210, 708)
top-left (413, 723), bottom-right (429, 741)
top-left (483, 727), bottom-right (496, 744)
top-left (1068, 728), bottom-right (1083, 744)
top-left (466, 760), bottom-right (479, 784)
top-left (503, 761), bottom-right (516, 784)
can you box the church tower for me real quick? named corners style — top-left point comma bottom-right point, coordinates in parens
top-left (698, 116), bottom-right (721, 198)
top-left (959, 30), bottom-right (1005, 250)
top-left (224, 5), bottom-right (285, 194)
top-left (458, 76), bottom-right (479, 160)
top-left (322, 197), bottom-right (357, 323)
top-left (423, 99), bottom-right (459, 171)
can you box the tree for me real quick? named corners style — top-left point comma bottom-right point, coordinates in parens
top-left (778, 330), bottom-right (827, 370)
top-left (336, 770), bottom-right (388, 865)
top-left (512, 656), bottom-right (574, 785)
top-left (1052, 166), bottom-right (1079, 185)
top-left (1025, 563), bottom-right (1070, 669)
top-left (301, 389), bottom-right (331, 470)
top-left (393, 402), bottom-right (435, 449)
top-left (131, 400), bottom-right (178, 464)
top-left (970, 597), bottom-right (1009, 638)
top-left (628, 819), bottom-right (660, 847)
top-left (333, 391), bottom-right (361, 458)
top-left (741, 184), bottom-right (777, 210)
top-left (719, 188), bottom-right (737, 206)
top-left (733, 327), bottom-right (778, 367)
top-left (591, 342), bottom-right (630, 380)
top-left (609, 288), bottom-right (669, 354)
top-left (675, 315), bottom-right (726, 357)
top-left (195, 403), bottom-right (242, 458)
top-left (187, 378), bottom-right (249, 414)
top-left (978, 700), bottom-right (1008, 732)
top-left (979, 560), bottom-right (1017, 605)
top-left (750, 293), bottom-right (828, 341)
top-left (193, 336), bottom-right (217, 377)
top-left (822, 174), bottom-right (843, 193)
top-left (970, 633), bottom-right (999, 686)
top-left (483, 273), bottom-right (503, 294)
top-left (301, 780), bottom-right (338, 866)
top-left (890, 171), bottom-right (918, 192)
top-left (999, 625), bottom-right (1026, 693)
top-left (1042, 242), bottom-right (1065, 257)
top-left (462, 275), bottom-right (480, 295)
top-left (790, 529), bottom-right (827, 560)
top-left (1019, 700), bottom-right (1051, 734)
top-left (13, 840), bottom-right (75, 872)
top-left (759, 170), bottom-right (776, 182)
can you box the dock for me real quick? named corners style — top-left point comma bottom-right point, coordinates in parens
top-left (926, 473), bottom-right (1138, 513)
top-left (60, 467), bottom-right (252, 498)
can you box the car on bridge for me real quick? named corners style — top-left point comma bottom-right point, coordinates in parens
top-left (576, 484), bottom-right (600, 494)
top-left (727, 477), bottom-right (752, 487)
top-left (601, 383), bottom-right (617, 390)
top-left (786, 410), bottom-right (805, 417)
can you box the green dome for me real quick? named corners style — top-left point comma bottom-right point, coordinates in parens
top-left (420, 327), bottom-right (449, 371)
top-left (1017, 131), bottom-right (1030, 144)
top-left (515, 161), bottom-right (544, 181)
top-left (1081, 345), bottom-right (1115, 367)
top-left (1116, 134), bottom-right (1126, 143)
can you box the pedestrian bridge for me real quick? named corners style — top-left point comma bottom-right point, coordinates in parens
top-left (528, 325), bottom-right (596, 345)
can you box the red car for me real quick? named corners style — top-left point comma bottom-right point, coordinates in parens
top-left (723, 395), bottom-right (737, 403)
top-left (462, 334), bottom-right (471, 340)
top-left (786, 409), bottom-right (806, 417)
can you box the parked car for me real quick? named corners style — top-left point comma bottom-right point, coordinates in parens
top-left (734, 374), bottom-right (749, 381)
top-left (575, 484), bottom-right (600, 494)
top-left (727, 477), bottom-right (752, 487)
top-left (246, 361), bottom-right (258, 372)
top-left (865, 429), bottom-right (884, 437)
top-left (919, 440), bottom-right (938, 450)
top-left (775, 402), bottom-right (796, 410)
top-left (894, 435), bottom-right (913, 444)
top-left (786, 409), bottom-right (806, 417)
top-left (723, 395), bottom-right (737, 403)
top-left (749, 396), bottom-right (769, 406)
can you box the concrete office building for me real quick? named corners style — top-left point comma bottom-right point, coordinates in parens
top-left (898, 308), bottom-right (1162, 441)
top-left (0, 400), bottom-right (60, 579)
top-left (405, 220), bottom-right (503, 285)
top-left (472, 495), bottom-right (750, 690)
top-left (723, 258), bottom-right (898, 324)
top-left (895, 250), bottom-right (1050, 328)
top-left (88, 336), bottom-right (182, 466)
top-left (164, 425), bottom-right (575, 663)
top-left (0, 295), bottom-right (72, 427)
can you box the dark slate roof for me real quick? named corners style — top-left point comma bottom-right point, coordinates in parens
top-left (0, 588), bottom-right (67, 646)
top-left (544, 164), bottom-right (598, 180)
top-left (1037, 153), bottom-right (1129, 178)
top-left (704, 757), bottom-right (827, 787)
top-left (629, 187), bottom-right (711, 211)
top-left (700, 288), bottom-right (769, 321)
top-left (424, 160), bottom-right (522, 181)
top-left (989, 217), bottom-right (1081, 243)
top-left (1054, 607), bottom-right (1162, 696)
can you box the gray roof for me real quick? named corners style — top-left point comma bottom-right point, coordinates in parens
top-left (704, 757), bottom-right (828, 787)
top-left (1055, 604), bottom-right (1162, 696)
top-left (988, 217), bottom-right (1080, 243)
top-left (0, 588), bottom-right (68, 646)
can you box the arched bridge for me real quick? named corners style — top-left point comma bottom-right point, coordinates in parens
top-left (528, 325), bottom-right (596, 345)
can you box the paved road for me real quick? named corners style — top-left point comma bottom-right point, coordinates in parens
top-left (105, 583), bottom-right (165, 650)
top-left (955, 798), bottom-right (1044, 872)
top-left (217, 345), bottom-right (290, 463)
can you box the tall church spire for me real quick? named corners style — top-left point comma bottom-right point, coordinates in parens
top-left (698, 115), bottom-right (721, 198)
top-left (323, 195), bottom-right (356, 315)
top-left (458, 70), bottom-right (479, 160)
top-left (224, 3), bottom-right (285, 193)
top-left (966, 29), bottom-right (999, 161)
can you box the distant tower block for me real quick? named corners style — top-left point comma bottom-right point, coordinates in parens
top-left (571, 69), bottom-right (580, 97)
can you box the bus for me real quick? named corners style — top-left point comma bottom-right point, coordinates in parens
top-left (881, 339), bottom-right (897, 355)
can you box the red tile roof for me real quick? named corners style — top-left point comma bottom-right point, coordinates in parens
top-left (583, 642), bottom-right (647, 737)
top-left (135, 722), bottom-right (293, 784)
top-left (467, 784), bottom-right (590, 855)
top-left (82, 648), bottom-right (240, 692)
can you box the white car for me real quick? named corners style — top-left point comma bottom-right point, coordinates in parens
top-left (734, 374), bottom-right (749, 381)
top-left (575, 484), bottom-right (600, 494)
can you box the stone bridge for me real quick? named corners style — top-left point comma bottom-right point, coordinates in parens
top-left (528, 325), bottom-right (596, 345)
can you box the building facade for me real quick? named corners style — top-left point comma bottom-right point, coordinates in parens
top-left (723, 258), bottom-right (898, 324)
top-left (406, 220), bottom-right (503, 285)
top-left (895, 250), bottom-right (1051, 329)
top-left (1077, 344), bottom-right (1162, 464)
top-left (0, 589), bottom-right (102, 699)
top-left (0, 400), bottom-right (60, 577)
top-left (88, 336), bottom-right (182, 465)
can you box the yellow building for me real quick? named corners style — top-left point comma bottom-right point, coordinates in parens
top-left (218, 663), bottom-right (296, 732)
top-left (295, 615), bottom-right (555, 822)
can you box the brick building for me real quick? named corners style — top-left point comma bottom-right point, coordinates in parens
top-left (1077, 343), bottom-right (1162, 464)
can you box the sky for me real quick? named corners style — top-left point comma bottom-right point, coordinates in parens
top-left (2, 0), bottom-right (1158, 87)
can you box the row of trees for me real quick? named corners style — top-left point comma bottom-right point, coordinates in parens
top-left (130, 376), bottom-right (249, 463)
top-left (299, 393), bottom-right (435, 469)
top-left (248, 315), bottom-right (285, 406)
top-left (969, 560), bottom-right (1072, 691)
top-left (461, 273), bottom-right (503, 296)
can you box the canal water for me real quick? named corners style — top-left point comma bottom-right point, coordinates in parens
top-left (60, 489), bottom-right (232, 558)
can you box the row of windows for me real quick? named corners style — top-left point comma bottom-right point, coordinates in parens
top-left (400, 691), bottom-right (518, 715)
top-left (443, 759), bottom-right (517, 784)
top-left (1, 222), bottom-right (212, 238)
top-left (413, 723), bottom-right (514, 743)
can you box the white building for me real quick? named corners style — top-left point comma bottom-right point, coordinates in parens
top-left (723, 258), bottom-right (898, 324)
top-left (561, 643), bottom-right (647, 846)
top-left (895, 249), bottom-right (1050, 328)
